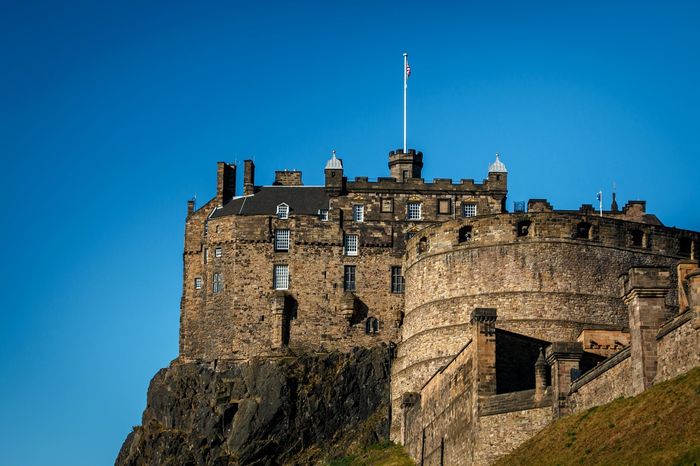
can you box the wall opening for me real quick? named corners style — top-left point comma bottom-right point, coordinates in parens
top-left (517, 220), bottom-right (532, 237)
top-left (458, 226), bottom-right (472, 243)
top-left (575, 222), bottom-right (592, 239)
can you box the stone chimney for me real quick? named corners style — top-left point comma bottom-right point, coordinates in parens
top-left (274, 170), bottom-right (303, 186)
top-left (187, 199), bottom-right (195, 217)
top-left (244, 160), bottom-right (255, 196)
top-left (216, 162), bottom-right (236, 207)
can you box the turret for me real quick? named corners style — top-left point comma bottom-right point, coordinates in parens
top-left (324, 150), bottom-right (344, 194)
top-left (388, 148), bottom-right (423, 181)
top-left (487, 153), bottom-right (507, 187)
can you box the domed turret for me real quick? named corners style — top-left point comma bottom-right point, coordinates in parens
top-left (488, 153), bottom-right (507, 173)
top-left (324, 150), bottom-right (344, 194)
top-left (325, 150), bottom-right (343, 170)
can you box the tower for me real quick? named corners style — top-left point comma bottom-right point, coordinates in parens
top-left (388, 148), bottom-right (423, 181)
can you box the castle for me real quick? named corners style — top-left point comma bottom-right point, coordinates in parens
top-left (179, 149), bottom-right (700, 465)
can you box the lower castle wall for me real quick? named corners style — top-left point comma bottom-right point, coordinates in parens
top-left (568, 348), bottom-right (633, 413)
top-left (474, 404), bottom-right (552, 466)
top-left (404, 342), bottom-right (477, 466)
top-left (655, 310), bottom-right (699, 383)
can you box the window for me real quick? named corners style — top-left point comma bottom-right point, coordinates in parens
top-left (353, 205), bottom-right (364, 222)
top-left (406, 232), bottom-right (416, 240)
top-left (204, 248), bottom-right (208, 264)
top-left (576, 222), bottom-right (592, 239)
top-left (391, 266), bottom-right (404, 293)
top-left (213, 273), bottom-right (223, 293)
top-left (680, 238), bottom-right (693, 258)
top-left (274, 264), bottom-right (289, 290)
top-left (319, 209), bottom-right (329, 221)
top-left (402, 170), bottom-right (409, 181)
top-left (275, 229), bottom-right (290, 251)
top-left (344, 234), bottom-right (358, 256)
top-left (343, 265), bottom-right (356, 291)
top-left (276, 203), bottom-right (289, 219)
top-left (365, 317), bottom-right (379, 335)
top-left (462, 203), bottom-right (477, 218)
top-left (194, 277), bottom-right (202, 290)
top-left (438, 199), bottom-right (451, 215)
top-left (417, 237), bottom-right (428, 254)
top-left (215, 247), bottom-right (222, 258)
top-left (407, 202), bottom-right (422, 220)
top-left (381, 198), bottom-right (394, 213)
top-left (517, 220), bottom-right (531, 237)
top-left (630, 230), bottom-right (644, 247)
top-left (458, 226), bottom-right (472, 243)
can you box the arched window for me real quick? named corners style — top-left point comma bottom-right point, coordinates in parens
top-left (575, 222), bottom-right (592, 239)
top-left (458, 226), bottom-right (472, 243)
top-left (213, 273), bottom-right (223, 293)
top-left (517, 220), bottom-right (531, 237)
top-left (365, 317), bottom-right (379, 335)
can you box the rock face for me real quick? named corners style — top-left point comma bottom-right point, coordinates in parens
top-left (116, 345), bottom-right (391, 466)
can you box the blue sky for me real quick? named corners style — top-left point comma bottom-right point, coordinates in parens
top-left (1, 1), bottom-right (698, 465)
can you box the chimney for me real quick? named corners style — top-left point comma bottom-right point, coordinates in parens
top-left (216, 162), bottom-right (236, 207)
top-left (273, 170), bottom-right (303, 186)
top-left (244, 160), bottom-right (255, 196)
top-left (187, 199), bottom-right (195, 217)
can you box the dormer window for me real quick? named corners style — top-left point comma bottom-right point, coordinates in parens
top-left (276, 203), bottom-right (289, 219)
top-left (319, 209), bottom-right (329, 221)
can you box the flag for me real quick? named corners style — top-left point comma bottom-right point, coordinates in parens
top-left (406, 60), bottom-right (411, 78)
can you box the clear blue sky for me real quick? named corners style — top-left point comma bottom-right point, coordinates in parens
top-left (1, 1), bottom-right (698, 464)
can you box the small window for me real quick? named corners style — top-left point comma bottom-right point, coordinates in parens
top-left (344, 234), bottom-right (359, 256)
top-left (275, 229), bottom-right (290, 251)
top-left (438, 199), bottom-right (451, 215)
top-left (194, 277), bottom-right (202, 290)
top-left (680, 237), bottom-right (693, 258)
top-left (343, 265), bottom-right (356, 291)
top-left (213, 273), bottom-right (223, 293)
top-left (402, 170), bottom-right (409, 181)
top-left (204, 248), bottom-right (208, 264)
top-left (576, 222), bottom-right (592, 239)
top-left (215, 247), bottom-right (222, 258)
top-left (417, 237), bottom-right (428, 254)
top-left (365, 317), bottom-right (379, 335)
top-left (274, 264), bottom-right (289, 290)
top-left (319, 209), bottom-right (329, 221)
top-left (517, 220), bottom-right (531, 237)
top-left (391, 266), bottom-right (404, 293)
top-left (406, 232), bottom-right (416, 240)
top-left (462, 203), bottom-right (477, 218)
top-left (407, 202), bottom-right (422, 220)
top-left (353, 205), bottom-right (365, 222)
top-left (381, 198), bottom-right (394, 213)
top-left (458, 226), bottom-right (472, 243)
top-left (276, 203), bottom-right (289, 219)
top-left (630, 230), bottom-right (644, 247)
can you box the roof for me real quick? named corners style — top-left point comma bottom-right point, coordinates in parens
top-left (488, 154), bottom-right (507, 173)
top-left (325, 151), bottom-right (343, 170)
top-left (211, 186), bottom-right (330, 218)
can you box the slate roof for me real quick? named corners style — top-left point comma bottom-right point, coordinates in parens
top-left (211, 186), bottom-right (330, 218)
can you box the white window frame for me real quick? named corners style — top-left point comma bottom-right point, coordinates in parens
top-left (319, 209), bottom-right (329, 221)
top-left (276, 203), bottom-right (289, 219)
top-left (274, 264), bottom-right (289, 290)
top-left (344, 234), bottom-right (359, 256)
top-left (194, 277), bottom-right (202, 290)
top-left (213, 273), bottom-right (223, 293)
top-left (275, 229), bottom-right (290, 251)
top-left (215, 247), bottom-right (222, 258)
top-left (353, 204), bottom-right (365, 222)
top-left (407, 202), bottom-right (422, 220)
top-left (462, 203), bottom-right (477, 218)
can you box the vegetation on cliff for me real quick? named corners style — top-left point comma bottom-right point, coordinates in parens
top-left (496, 367), bottom-right (700, 466)
top-left (116, 345), bottom-right (392, 466)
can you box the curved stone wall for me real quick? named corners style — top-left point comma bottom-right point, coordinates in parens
top-left (390, 212), bottom-right (696, 441)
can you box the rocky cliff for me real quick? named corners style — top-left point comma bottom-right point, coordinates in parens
top-left (116, 345), bottom-right (391, 466)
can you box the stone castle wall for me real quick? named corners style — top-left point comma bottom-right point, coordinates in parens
top-left (655, 310), bottom-right (699, 383)
top-left (391, 212), bottom-right (695, 441)
top-left (568, 348), bottom-right (634, 413)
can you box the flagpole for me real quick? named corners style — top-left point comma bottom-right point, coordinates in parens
top-left (403, 52), bottom-right (407, 153)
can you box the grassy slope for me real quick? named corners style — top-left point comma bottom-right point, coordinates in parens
top-left (325, 441), bottom-right (414, 466)
top-left (496, 367), bottom-right (700, 466)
